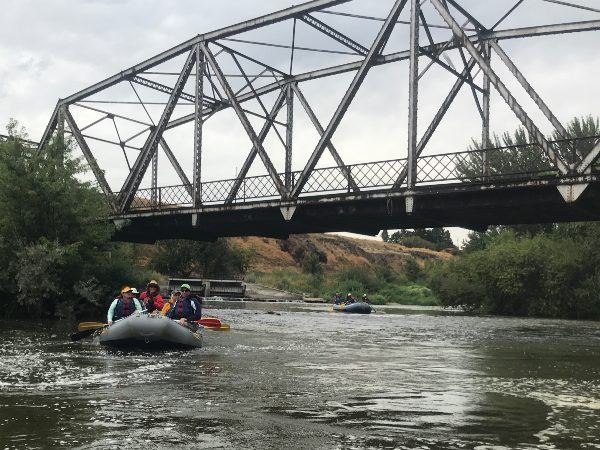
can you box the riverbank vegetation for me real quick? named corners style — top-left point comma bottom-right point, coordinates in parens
top-left (427, 116), bottom-right (600, 320)
top-left (0, 121), bottom-right (158, 318)
top-left (429, 224), bottom-right (600, 319)
top-left (247, 265), bottom-right (438, 306)
top-left (230, 234), bottom-right (445, 306)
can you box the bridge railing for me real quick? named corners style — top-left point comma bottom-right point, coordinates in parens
top-left (126, 136), bottom-right (599, 211)
top-left (129, 159), bottom-right (409, 209)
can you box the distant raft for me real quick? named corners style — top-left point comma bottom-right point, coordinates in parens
top-left (332, 302), bottom-right (373, 314)
top-left (99, 313), bottom-right (203, 350)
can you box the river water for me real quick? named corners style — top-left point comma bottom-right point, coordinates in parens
top-left (0, 302), bottom-right (599, 449)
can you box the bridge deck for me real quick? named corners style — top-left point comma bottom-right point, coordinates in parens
top-left (113, 175), bottom-right (600, 243)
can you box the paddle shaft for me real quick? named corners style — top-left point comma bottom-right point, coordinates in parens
top-left (70, 326), bottom-right (106, 342)
top-left (203, 323), bottom-right (230, 331)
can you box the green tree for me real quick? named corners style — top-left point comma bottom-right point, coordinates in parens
top-left (388, 228), bottom-right (455, 250)
top-left (381, 229), bottom-right (389, 242)
top-left (151, 239), bottom-right (252, 279)
top-left (456, 115), bottom-right (599, 181)
top-left (430, 228), bottom-right (600, 319)
top-left (462, 224), bottom-right (554, 253)
top-left (430, 116), bottom-right (600, 319)
top-left (404, 256), bottom-right (422, 281)
top-left (459, 116), bottom-right (599, 252)
top-left (0, 121), bottom-right (125, 317)
top-left (301, 253), bottom-right (324, 278)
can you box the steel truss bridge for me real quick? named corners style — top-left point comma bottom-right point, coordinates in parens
top-left (37, 0), bottom-right (600, 242)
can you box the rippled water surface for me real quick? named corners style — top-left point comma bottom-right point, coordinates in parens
top-left (1, 302), bottom-right (599, 449)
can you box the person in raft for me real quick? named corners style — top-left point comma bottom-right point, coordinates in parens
top-left (130, 287), bottom-right (140, 300)
top-left (166, 283), bottom-right (202, 328)
top-left (362, 294), bottom-right (370, 303)
top-left (139, 280), bottom-right (164, 313)
top-left (333, 292), bottom-right (343, 305)
top-left (161, 290), bottom-right (180, 316)
top-left (107, 287), bottom-right (143, 325)
top-left (345, 293), bottom-right (355, 304)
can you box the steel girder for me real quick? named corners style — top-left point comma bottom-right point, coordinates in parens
top-left (488, 41), bottom-right (568, 141)
top-left (285, 84), bottom-right (294, 191)
top-left (63, 107), bottom-right (117, 211)
top-left (299, 14), bottom-right (369, 56)
top-left (201, 43), bottom-right (287, 198)
top-left (38, 0), bottom-right (600, 220)
top-left (224, 88), bottom-right (288, 204)
top-left (392, 53), bottom-right (479, 190)
top-left (481, 40), bottom-right (491, 177)
top-left (159, 138), bottom-right (191, 193)
top-left (406, 0), bottom-right (420, 191)
top-left (58, 0), bottom-right (351, 107)
top-left (164, 20), bottom-right (600, 132)
top-left (431, 0), bottom-right (570, 175)
top-left (290, 0), bottom-right (409, 198)
top-left (193, 45), bottom-right (205, 208)
top-left (291, 83), bottom-right (359, 192)
top-left (118, 48), bottom-right (197, 211)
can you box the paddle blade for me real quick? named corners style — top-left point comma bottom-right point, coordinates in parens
top-left (194, 318), bottom-right (221, 328)
top-left (78, 322), bottom-right (107, 331)
top-left (70, 328), bottom-right (100, 342)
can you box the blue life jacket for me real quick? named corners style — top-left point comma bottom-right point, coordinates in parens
top-left (167, 296), bottom-right (201, 321)
top-left (113, 297), bottom-right (138, 320)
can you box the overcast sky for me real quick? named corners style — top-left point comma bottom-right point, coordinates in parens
top-left (1, 0), bottom-right (599, 245)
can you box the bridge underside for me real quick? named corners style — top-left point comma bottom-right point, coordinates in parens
top-left (113, 181), bottom-right (600, 243)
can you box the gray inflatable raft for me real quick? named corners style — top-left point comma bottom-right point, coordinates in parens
top-left (332, 302), bottom-right (373, 314)
top-left (99, 312), bottom-right (203, 350)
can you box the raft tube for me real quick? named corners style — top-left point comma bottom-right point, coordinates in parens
top-left (332, 302), bottom-right (373, 314)
top-left (99, 312), bottom-right (203, 350)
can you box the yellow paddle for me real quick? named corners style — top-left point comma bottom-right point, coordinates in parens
top-left (203, 323), bottom-right (231, 331)
top-left (78, 322), bottom-right (107, 331)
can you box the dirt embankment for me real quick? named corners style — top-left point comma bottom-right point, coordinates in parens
top-left (228, 234), bottom-right (452, 273)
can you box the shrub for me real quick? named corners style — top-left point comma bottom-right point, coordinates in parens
top-left (429, 230), bottom-right (600, 319)
top-left (400, 236), bottom-right (438, 250)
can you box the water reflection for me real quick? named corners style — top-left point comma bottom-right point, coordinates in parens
top-left (0, 306), bottom-right (599, 449)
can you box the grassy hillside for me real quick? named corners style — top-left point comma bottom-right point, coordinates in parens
top-left (228, 234), bottom-right (451, 305)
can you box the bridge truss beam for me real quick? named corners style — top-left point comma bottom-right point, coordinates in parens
top-left (36, 0), bottom-right (600, 236)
